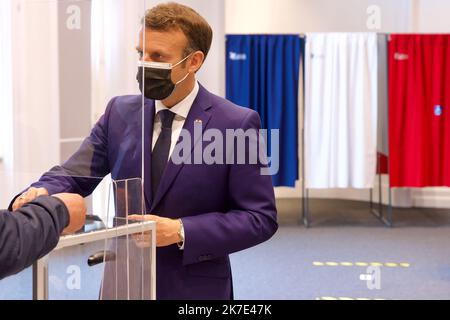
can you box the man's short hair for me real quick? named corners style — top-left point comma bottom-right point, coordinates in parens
top-left (144, 2), bottom-right (213, 59)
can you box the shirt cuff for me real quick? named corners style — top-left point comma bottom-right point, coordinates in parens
top-left (178, 220), bottom-right (185, 250)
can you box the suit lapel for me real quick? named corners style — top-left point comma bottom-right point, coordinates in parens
top-left (150, 85), bottom-right (213, 212)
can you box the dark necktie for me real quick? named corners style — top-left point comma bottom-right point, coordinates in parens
top-left (152, 110), bottom-right (176, 199)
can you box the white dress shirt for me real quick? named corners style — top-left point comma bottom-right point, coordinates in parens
top-left (152, 81), bottom-right (199, 250)
top-left (152, 81), bottom-right (200, 157)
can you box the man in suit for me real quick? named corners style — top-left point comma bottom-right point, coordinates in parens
top-left (1, 192), bottom-right (86, 280)
top-left (11, 2), bottom-right (278, 299)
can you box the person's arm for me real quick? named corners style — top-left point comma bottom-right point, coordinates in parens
top-left (181, 110), bottom-right (278, 266)
top-left (0, 194), bottom-right (86, 280)
top-left (9, 98), bottom-right (116, 211)
top-left (0, 196), bottom-right (68, 280)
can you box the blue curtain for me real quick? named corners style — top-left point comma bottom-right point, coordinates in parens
top-left (226, 35), bottom-right (302, 187)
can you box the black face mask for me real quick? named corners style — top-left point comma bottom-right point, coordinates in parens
top-left (136, 54), bottom-right (191, 101)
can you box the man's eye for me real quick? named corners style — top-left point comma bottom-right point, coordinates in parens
top-left (151, 53), bottom-right (164, 61)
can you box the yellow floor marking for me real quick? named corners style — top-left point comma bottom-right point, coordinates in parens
top-left (312, 261), bottom-right (411, 268)
top-left (340, 262), bottom-right (354, 267)
top-left (399, 263), bottom-right (410, 268)
top-left (317, 297), bottom-right (386, 301)
top-left (385, 263), bottom-right (398, 267)
top-left (355, 262), bottom-right (369, 267)
top-left (370, 262), bottom-right (383, 267)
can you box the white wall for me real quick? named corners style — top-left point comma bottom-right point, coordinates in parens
top-left (151, 0), bottom-right (225, 96)
top-left (414, 0), bottom-right (450, 33)
top-left (226, 0), bottom-right (413, 34)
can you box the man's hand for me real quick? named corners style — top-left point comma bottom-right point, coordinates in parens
top-left (128, 215), bottom-right (181, 248)
top-left (12, 187), bottom-right (49, 211)
top-left (52, 193), bottom-right (87, 235)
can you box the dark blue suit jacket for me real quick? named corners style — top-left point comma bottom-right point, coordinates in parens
top-left (0, 196), bottom-right (69, 280)
top-left (19, 84), bottom-right (278, 299)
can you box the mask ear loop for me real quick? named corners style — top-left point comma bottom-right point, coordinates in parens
top-left (175, 71), bottom-right (190, 85)
top-left (172, 52), bottom-right (194, 68)
top-left (173, 52), bottom-right (194, 85)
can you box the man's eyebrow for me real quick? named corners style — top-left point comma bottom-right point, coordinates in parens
top-left (135, 47), bottom-right (163, 53)
top-left (135, 47), bottom-right (171, 58)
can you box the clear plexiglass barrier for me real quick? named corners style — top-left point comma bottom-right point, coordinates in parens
top-left (35, 178), bottom-right (156, 300)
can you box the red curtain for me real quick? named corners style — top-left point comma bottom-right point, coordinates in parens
top-left (389, 34), bottom-right (450, 187)
top-left (377, 153), bottom-right (388, 175)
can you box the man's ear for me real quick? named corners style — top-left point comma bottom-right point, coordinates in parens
top-left (189, 51), bottom-right (205, 73)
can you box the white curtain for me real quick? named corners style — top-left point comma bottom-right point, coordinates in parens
top-left (305, 33), bottom-right (378, 189)
top-left (0, 0), bottom-right (14, 207)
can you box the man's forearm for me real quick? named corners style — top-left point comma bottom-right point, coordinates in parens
top-left (0, 196), bottom-right (69, 280)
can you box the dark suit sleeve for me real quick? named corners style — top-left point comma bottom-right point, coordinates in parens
top-left (0, 196), bottom-right (69, 280)
top-left (181, 110), bottom-right (279, 266)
